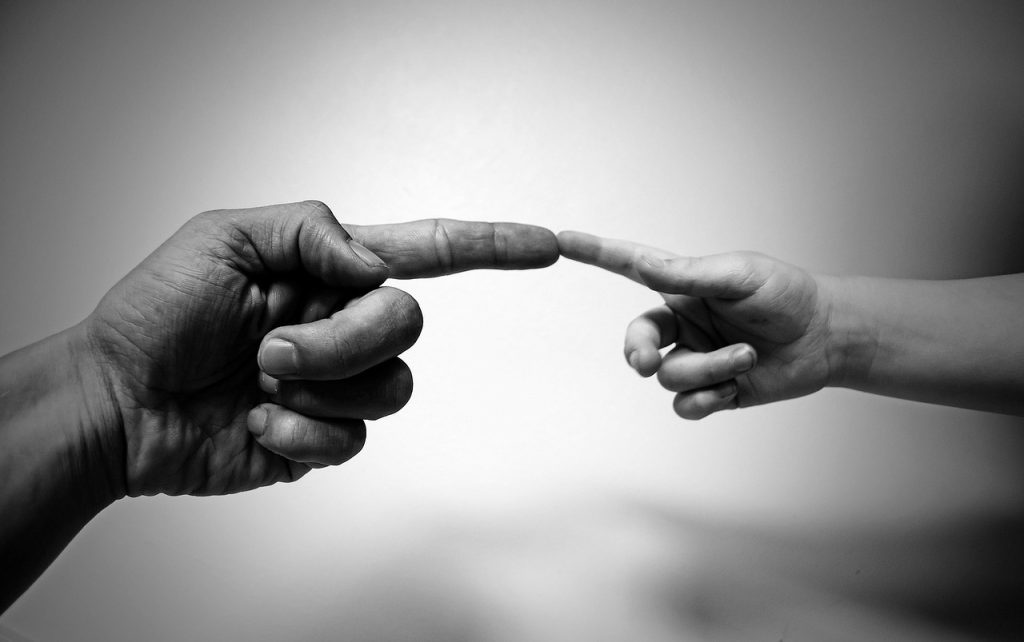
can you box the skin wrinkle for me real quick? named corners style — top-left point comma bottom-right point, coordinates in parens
top-left (433, 219), bottom-right (455, 273)
top-left (492, 224), bottom-right (507, 265)
top-left (227, 220), bottom-right (272, 276)
top-left (0, 201), bottom-right (560, 609)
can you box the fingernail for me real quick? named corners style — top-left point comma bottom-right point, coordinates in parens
top-left (627, 351), bottom-right (639, 370)
top-left (260, 338), bottom-right (298, 376)
top-left (259, 371), bottom-right (280, 395)
top-left (718, 381), bottom-right (738, 399)
top-left (348, 240), bottom-right (386, 268)
top-left (732, 346), bottom-right (756, 373)
top-left (248, 406), bottom-right (269, 436)
top-left (641, 255), bottom-right (665, 269)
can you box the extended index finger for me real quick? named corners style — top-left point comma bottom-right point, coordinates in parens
top-left (557, 230), bottom-right (677, 285)
top-left (344, 219), bottom-right (559, 279)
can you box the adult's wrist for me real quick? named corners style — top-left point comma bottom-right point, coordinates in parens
top-left (0, 324), bottom-right (128, 508)
top-left (0, 325), bottom-right (126, 611)
top-left (69, 320), bottom-right (129, 504)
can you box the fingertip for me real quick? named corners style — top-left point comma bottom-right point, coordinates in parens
top-left (635, 350), bottom-right (662, 377)
top-left (251, 404), bottom-right (367, 466)
top-left (525, 225), bottom-right (560, 268)
top-left (555, 230), bottom-right (597, 260)
top-left (672, 381), bottom-right (738, 420)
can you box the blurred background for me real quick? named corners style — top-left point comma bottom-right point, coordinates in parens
top-left (2, 1), bottom-right (1024, 640)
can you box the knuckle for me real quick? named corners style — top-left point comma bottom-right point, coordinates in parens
top-left (327, 421), bottom-right (366, 464)
top-left (282, 384), bottom-right (314, 411)
top-left (388, 360), bottom-right (414, 410)
top-left (189, 209), bottom-right (229, 234)
top-left (382, 286), bottom-right (424, 339)
top-left (300, 199), bottom-right (333, 220)
top-left (362, 361), bottom-right (413, 420)
top-left (708, 354), bottom-right (730, 381)
top-left (431, 219), bottom-right (455, 272)
top-left (656, 365), bottom-right (677, 389)
top-left (732, 251), bottom-right (770, 286)
top-left (657, 353), bottom-right (700, 391)
top-left (328, 334), bottom-right (354, 374)
top-left (347, 421), bottom-right (367, 453)
top-left (271, 409), bottom-right (302, 445)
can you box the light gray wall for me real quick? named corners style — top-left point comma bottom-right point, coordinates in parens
top-left (2, 2), bottom-right (1023, 639)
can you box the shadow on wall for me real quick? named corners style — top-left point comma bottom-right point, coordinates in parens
top-left (887, 103), bottom-right (1024, 279)
top-left (252, 106), bottom-right (1024, 642)
top-left (296, 493), bottom-right (1024, 642)
top-left (953, 119), bottom-right (1024, 277)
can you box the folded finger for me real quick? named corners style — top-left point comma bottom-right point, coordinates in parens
top-left (247, 403), bottom-right (366, 466)
top-left (206, 200), bottom-right (389, 287)
top-left (624, 306), bottom-right (678, 377)
top-left (260, 359), bottom-right (413, 420)
top-left (673, 383), bottom-right (740, 420)
top-left (346, 219), bottom-right (559, 278)
top-left (657, 344), bottom-right (757, 392)
top-left (259, 286), bottom-right (422, 380)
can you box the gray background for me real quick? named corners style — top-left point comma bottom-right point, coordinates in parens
top-left (2, 1), bottom-right (1024, 640)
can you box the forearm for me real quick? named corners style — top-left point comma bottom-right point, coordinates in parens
top-left (823, 274), bottom-right (1024, 415)
top-left (0, 325), bottom-right (123, 612)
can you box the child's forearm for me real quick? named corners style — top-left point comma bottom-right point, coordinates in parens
top-left (824, 274), bottom-right (1024, 415)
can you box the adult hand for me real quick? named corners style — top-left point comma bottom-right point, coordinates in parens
top-left (83, 201), bottom-right (558, 497)
top-left (558, 231), bottom-right (835, 419)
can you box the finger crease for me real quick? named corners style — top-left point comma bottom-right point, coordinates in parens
top-left (433, 220), bottom-right (455, 272)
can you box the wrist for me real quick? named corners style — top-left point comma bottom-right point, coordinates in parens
top-left (0, 324), bottom-right (127, 508)
top-left (818, 275), bottom-right (880, 390)
top-left (69, 321), bottom-right (128, 503)
top-left (0, 325), bottom-right (125, 610)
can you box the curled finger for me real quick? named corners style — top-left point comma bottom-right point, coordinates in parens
top-left (624, 306), bottom-right (678, 377)
top-left (259, 286), bottom-right (422, 380)
top-left (260, 359), bottom-right (413, 420)
top-left (657, 344), bottom-right (756, 392)
top-left (672, 383), bottom-right (740, 420)
top-left (247, 403), bottom-right (366, 466)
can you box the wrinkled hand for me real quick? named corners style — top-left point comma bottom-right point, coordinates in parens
top-left (558, 231), bottom-right (835, 419)
top-left (84, 201), bottom-right (557, 496)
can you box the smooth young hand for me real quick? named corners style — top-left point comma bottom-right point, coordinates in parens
top-left (558, 231), bottom-right (837, 419)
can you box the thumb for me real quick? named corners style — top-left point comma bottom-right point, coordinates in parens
top-left (204, 200), bottom-right (390, 288)
top-left (636, 252), bottom-right (766, 299)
